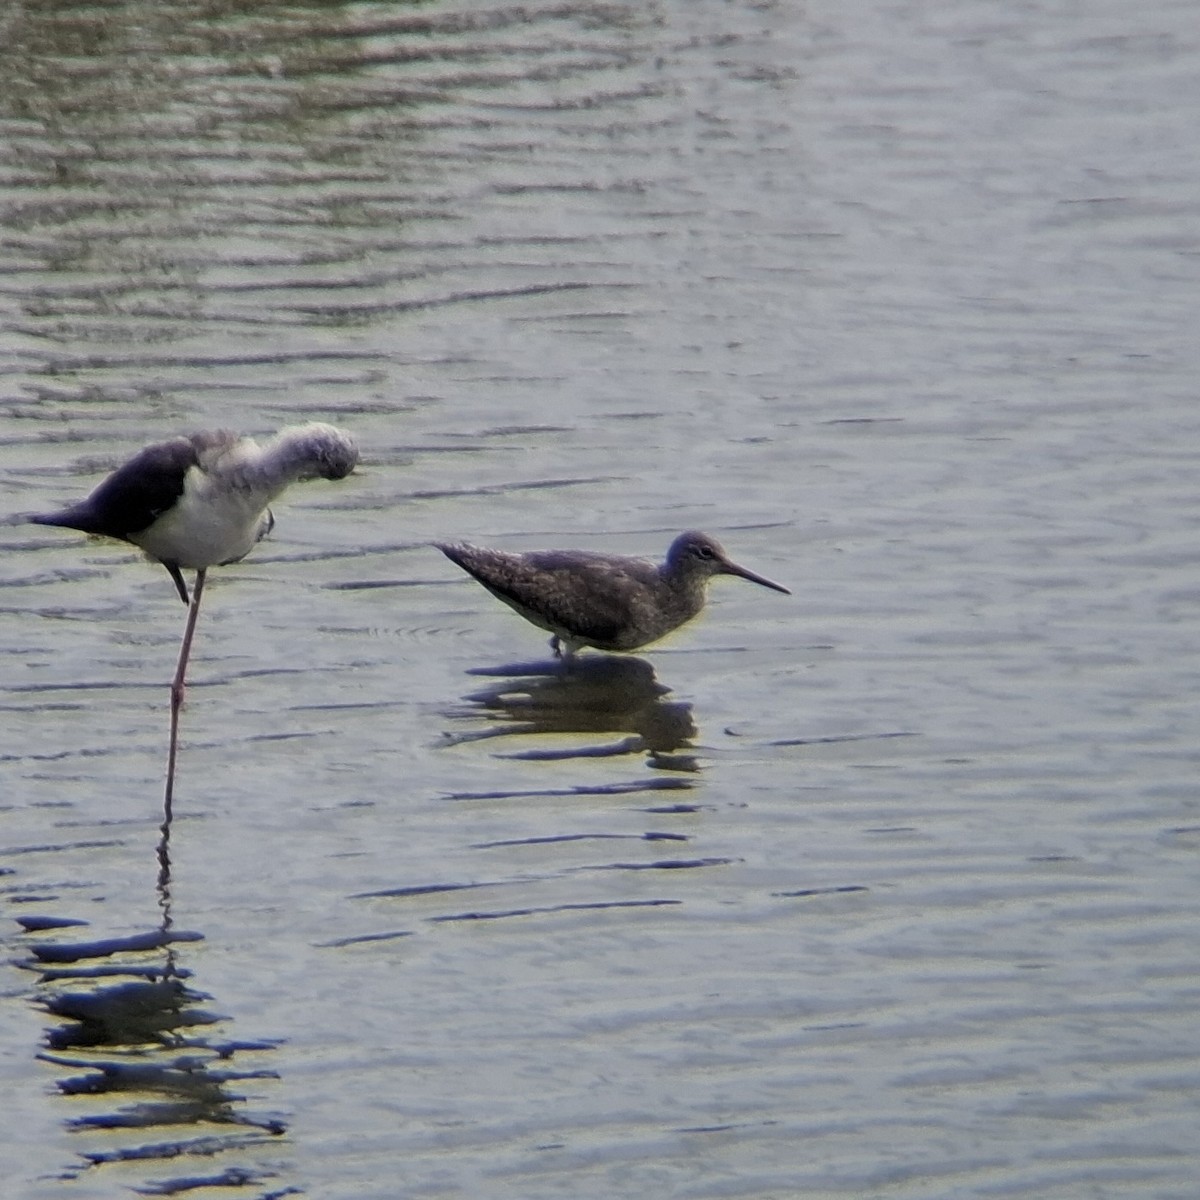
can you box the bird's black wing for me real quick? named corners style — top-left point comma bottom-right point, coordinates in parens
top-left (31, 437), bottom-right (201, 540)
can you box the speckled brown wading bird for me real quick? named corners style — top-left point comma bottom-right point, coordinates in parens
top-left (30, 423), bottom-right (359, 807)
top-left (437, 530), bottom-right (790, 661)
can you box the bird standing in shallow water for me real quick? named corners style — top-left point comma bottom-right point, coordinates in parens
top-left (437, 531), bottom-right (790, 661)
top-left (31, 422), bottom-right (359, 808)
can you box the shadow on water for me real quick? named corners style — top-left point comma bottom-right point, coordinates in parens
top-left (332, 657), bottom-right (712, 937)
top-left (12, 803), bottom-right (292, 1196)
top-left (442, 654), bottom-right (701, 775)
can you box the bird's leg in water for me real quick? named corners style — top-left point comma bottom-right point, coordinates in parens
top-left (165, 568), bottom-right (206, 816)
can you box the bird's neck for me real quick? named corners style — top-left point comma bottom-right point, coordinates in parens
top-left (221, 430), bottom-right (321, 500)
top-left (659, 563), bottom-right (709, 612)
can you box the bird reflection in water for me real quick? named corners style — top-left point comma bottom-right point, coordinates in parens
top-left (445, 654), bottom-right (700, 773)
top-left (18, 798), bottom-right (287, 1189)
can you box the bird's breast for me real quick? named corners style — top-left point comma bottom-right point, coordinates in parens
top-left (127, 467), bottom-right (272, 569)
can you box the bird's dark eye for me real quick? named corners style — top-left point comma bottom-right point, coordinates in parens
top-left (693, 543), bottom-right (715, 559)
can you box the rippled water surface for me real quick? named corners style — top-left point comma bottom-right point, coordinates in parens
top-left (2, 1), bottom-right (1199, 1197)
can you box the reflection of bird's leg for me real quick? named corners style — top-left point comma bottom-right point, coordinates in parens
top-left (165, 568), bottom-right (207, 814)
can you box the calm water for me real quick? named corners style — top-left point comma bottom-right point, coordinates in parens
top-left (2, 1), bottom-right (1199, 1197)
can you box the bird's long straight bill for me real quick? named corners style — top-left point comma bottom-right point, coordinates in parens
top-left (724, 562), bottom-right (791, 594)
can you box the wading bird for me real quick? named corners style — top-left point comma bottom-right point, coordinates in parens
top-left (437, 530), bottom-right (789, 661)
top-left (31, 422), bottom-right (358, 806)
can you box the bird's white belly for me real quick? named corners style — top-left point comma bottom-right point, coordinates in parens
top-left (129, 469), bottom-right (269, 568)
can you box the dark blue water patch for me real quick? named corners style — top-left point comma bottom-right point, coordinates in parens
top-left (322, 578), bottom-right (433, 590)
top-left (572, 857), bottom-right (736, 872)
top-left (254, 539), bottom-right (425, 565)
top-left (676, 1119), bottom-right (781, 1135)
top-left (464, 659), bottom-right (568, 677)
top-left (129, 1165), bottom-right (290, 1196)
top-left (3, 680), bottom-right (168, 694)
top-left (286, 698), bottom-right (405, 713)
top-left (767, 730), bottom-right (919, 747)
top-left (0, 743), bottom-right (148, 764)
top-left (243, 728), bottom-right (333, 744)
top-left (205, 1038), bottom-right (285, 1057)
top-left (410, 472), bottom-right (623, 501)
top-left (429, 898), bottom-right (682, 923)
top-left (36, 963), bottom-right (194, 983)
top-left (1, 838), bottom-right (127, 856)
top-left (283, 281), bottom-right (632, 325)
top-left (470, 830), bottom-right (689, 848)
top-left (351, 879), bottom-right (499, 901)
top-left (819, 416), bottom-right (907, 425)
top-left (0, 703), bottom-right (84, 715)
top-left (40, 979), bottom-right (222, 1051)
top-left (463, 655), bottom-right (664, 687)
top-left (443, 777), bottom-right (694, 801)
top-left (4, 875), bottom-right (117, 901)
top-left (773, 885), bottom-right (870, 898)
top-left (28, 928), bottom-right (204, 964)
top-left (32, 949), bottom-right (290, 1182)
top-left (34, 349), bottom-right (380, 374)
top-left (53, 1056), bottom-right (278, 1101)
top-left (14, 914), bottom-right (90, 932)
top-left (78, 1131), bottom-right (284, 1167)
top-left (42, 979), bottom-right (214, 1024)
top-left (470, 425), bottom-right (576, 437)
top-left (320, 929), bottom-right (414, 948)
top-left (0, 566), bottom-right (116, 589)
top-left (497, 740), bottom-right (657, 762)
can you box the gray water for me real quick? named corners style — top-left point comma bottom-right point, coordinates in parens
top-left (2, 1), bottom-right (1198, 1197)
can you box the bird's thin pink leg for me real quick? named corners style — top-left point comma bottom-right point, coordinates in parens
top-left (164, 568), bottom-right (206, 818)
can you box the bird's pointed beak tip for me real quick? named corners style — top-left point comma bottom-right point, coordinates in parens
top-left (725, 562), bottom-right (791, 594)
